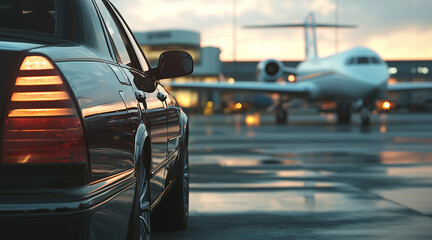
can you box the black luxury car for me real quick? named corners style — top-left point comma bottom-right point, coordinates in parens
top-left (0, 0), bottom-right (192, 239)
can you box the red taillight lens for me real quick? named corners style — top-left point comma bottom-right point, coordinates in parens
top-left (1, 56), bottom-right (87, 164)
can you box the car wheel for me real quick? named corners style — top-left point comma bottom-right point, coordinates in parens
top-left (152, 147), bottom-right (189, 231)
top-left (129, 159), bottom-right (151, 240)
top-left (181, 148), bottom-right (190, 225)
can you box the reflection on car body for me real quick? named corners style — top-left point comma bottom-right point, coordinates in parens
top-left (0, 0), bottom-right (192, 239)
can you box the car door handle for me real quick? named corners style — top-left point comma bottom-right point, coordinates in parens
top-left (135, 91), bottom-right (146, 102)
top-left (157, 92), bottom-right (167, 102)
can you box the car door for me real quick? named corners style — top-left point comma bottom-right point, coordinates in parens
top-left (95, 0), bottom-right (168, 200)
top-left (143, 85), bottom-right (168, 172)
top-left (76, 0), bottom-right (144, 181)
top-left (159, 85), bottom-right (181, 158)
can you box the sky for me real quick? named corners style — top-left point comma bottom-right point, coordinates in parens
top-left (112, 0), bottom-right (432, 61)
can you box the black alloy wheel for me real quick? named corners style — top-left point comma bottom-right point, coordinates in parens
top-left (139, 164), bottom-right (151, 240)
top-left (129, 160), bottom-right (151, 240)
top-left (151, 146), bottom-right (190, 231)
top-left (182, 148), bottom-right (190, 224)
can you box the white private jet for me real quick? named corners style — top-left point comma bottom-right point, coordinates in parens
top-left (168, 13), bottom-right (432, 125)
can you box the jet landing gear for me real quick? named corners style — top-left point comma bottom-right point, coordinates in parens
top-left (336, 103), bottom-right (351, 124)
top-left (360, 108), bottom-right (370, 126)
top-left (274, 95), bottom-right (290, 124)
top-left (337, 102), bottom-right (371, 126)
top-left (275, 105), bottom-right (288, 124)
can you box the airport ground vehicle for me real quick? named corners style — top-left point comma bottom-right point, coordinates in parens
top-left (0, 0), bottom-right (192, 239)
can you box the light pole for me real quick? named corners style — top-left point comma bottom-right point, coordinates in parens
top-left (233, 0), bottom-right (237, 62)
top-left (335, 0), bottom-right (339, 52)
top-left (233, 0), bottom-right (238, 77)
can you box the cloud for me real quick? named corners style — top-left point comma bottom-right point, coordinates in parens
top-left (111, 0), bottom-right (432, 60)
top-left (308, 0), bottom-right (336, 16)
top-left (365, 28), bottom-right (432, 60)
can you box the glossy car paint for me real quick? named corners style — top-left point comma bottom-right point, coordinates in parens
top-left (0, 0), bottom-right (189, 238)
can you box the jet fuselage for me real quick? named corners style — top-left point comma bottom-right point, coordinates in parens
top-left (296, 47), bottom-right (389, 101)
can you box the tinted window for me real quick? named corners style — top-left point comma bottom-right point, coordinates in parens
top-left (347, 58), bottom-right (355, 65)
top-left (357, 57), bottom-right (369, 64)
top-left (0, 0), bottom-right (75, 40)
top-left (108, 2), bottom-right (150, 71)
top-left (96, 0), bottom-right (132, 66)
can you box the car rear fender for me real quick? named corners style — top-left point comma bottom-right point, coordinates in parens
top-left (179, 109), bottom-right (188, 141)
top-left (175, 111), bottom-right (188, 175)
top-left (179, 110), bottom-right (189, 153)
top-left (134, 123), bottom-right (150, 173)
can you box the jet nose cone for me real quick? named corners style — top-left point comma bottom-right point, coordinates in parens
top-left (358, 66), bottom-right (389, 88)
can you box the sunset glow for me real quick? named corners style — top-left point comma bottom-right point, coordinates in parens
top-left (113, 0), bottom-right (432, 61)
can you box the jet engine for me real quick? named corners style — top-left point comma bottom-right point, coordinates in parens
top-left (256, 59), bottom-right (284, 82)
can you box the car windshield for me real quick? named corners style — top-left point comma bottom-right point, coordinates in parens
top-left (0, 0), bottom-right (75, 41)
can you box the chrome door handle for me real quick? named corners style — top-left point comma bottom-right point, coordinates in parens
top-left (157, 92), bottom-right (167, 102)
top-left (135, 91), bottom-right (146, 102)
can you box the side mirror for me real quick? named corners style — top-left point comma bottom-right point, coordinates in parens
top-left (148, 51), bottom-right (193, 80)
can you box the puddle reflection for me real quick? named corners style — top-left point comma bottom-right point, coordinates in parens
top-left (219, 159), bottom-right (260, 167)
top-left (191, 181), bottom-right (339, 189)
top-left (189, 191), bottom-right (396, 214)
top-left (192, 151), bottom-right (432, 167)
top-left (374, 187), bottom-right (432, 215)
top-left (387, 166), bottom-right (432, 178)
top-left (380, 124), bottom-right (387, 133)
top-left (205, 128), bottom-right (213, 136)
top-left (380, 151), bottom-right (432, 164)
top-left (276, 170), bottom-right (321, 178)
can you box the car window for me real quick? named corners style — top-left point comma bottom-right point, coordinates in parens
top-left (95, 0), bottom-right (134, 67)
top-left (107, 2), bottom-right (150, 72)
top-left (0, 0), bottom-right (75, 40)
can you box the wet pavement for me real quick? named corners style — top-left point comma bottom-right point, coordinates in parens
top-left (153, 113), bottom-right (432, 239)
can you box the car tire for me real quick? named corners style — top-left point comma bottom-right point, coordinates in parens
top-left (128, 157), bottom-right (151, 240)
top-left (151, 146), bottom-right (190, 231)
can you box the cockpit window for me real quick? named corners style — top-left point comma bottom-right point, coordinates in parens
top-left (346, 56), bottom-right (382, 65)
top-left (371, 57), bottom-right (380, 64)
top-left (357, 57), bottom-right (369, 64)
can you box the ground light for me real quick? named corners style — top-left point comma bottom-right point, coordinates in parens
top-left (382, 101), bottom-right (391, 111)
top-left (245, 113), bottom-right (260, 126)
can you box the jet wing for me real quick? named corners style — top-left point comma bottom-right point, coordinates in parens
top-left (166, 81), bottom-right (311, 96)
top-left (283, 66), bottom-right (297, 75)
top-left (387, 82), bottom-right (432, 92)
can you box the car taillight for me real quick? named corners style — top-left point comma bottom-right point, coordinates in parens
top-left (1, 56), bottom-right (87, 164)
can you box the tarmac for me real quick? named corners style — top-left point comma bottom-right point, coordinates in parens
top-left (153, 112), bottom-right (432, 240)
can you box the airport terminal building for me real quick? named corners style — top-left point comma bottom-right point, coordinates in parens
top-left (135, 30), bottom-right (432, 112)
top-left (134, 30), bottom-right (222, 110)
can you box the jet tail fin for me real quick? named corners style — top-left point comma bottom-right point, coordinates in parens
top-left (244, 12), bottom-right (357, 59)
